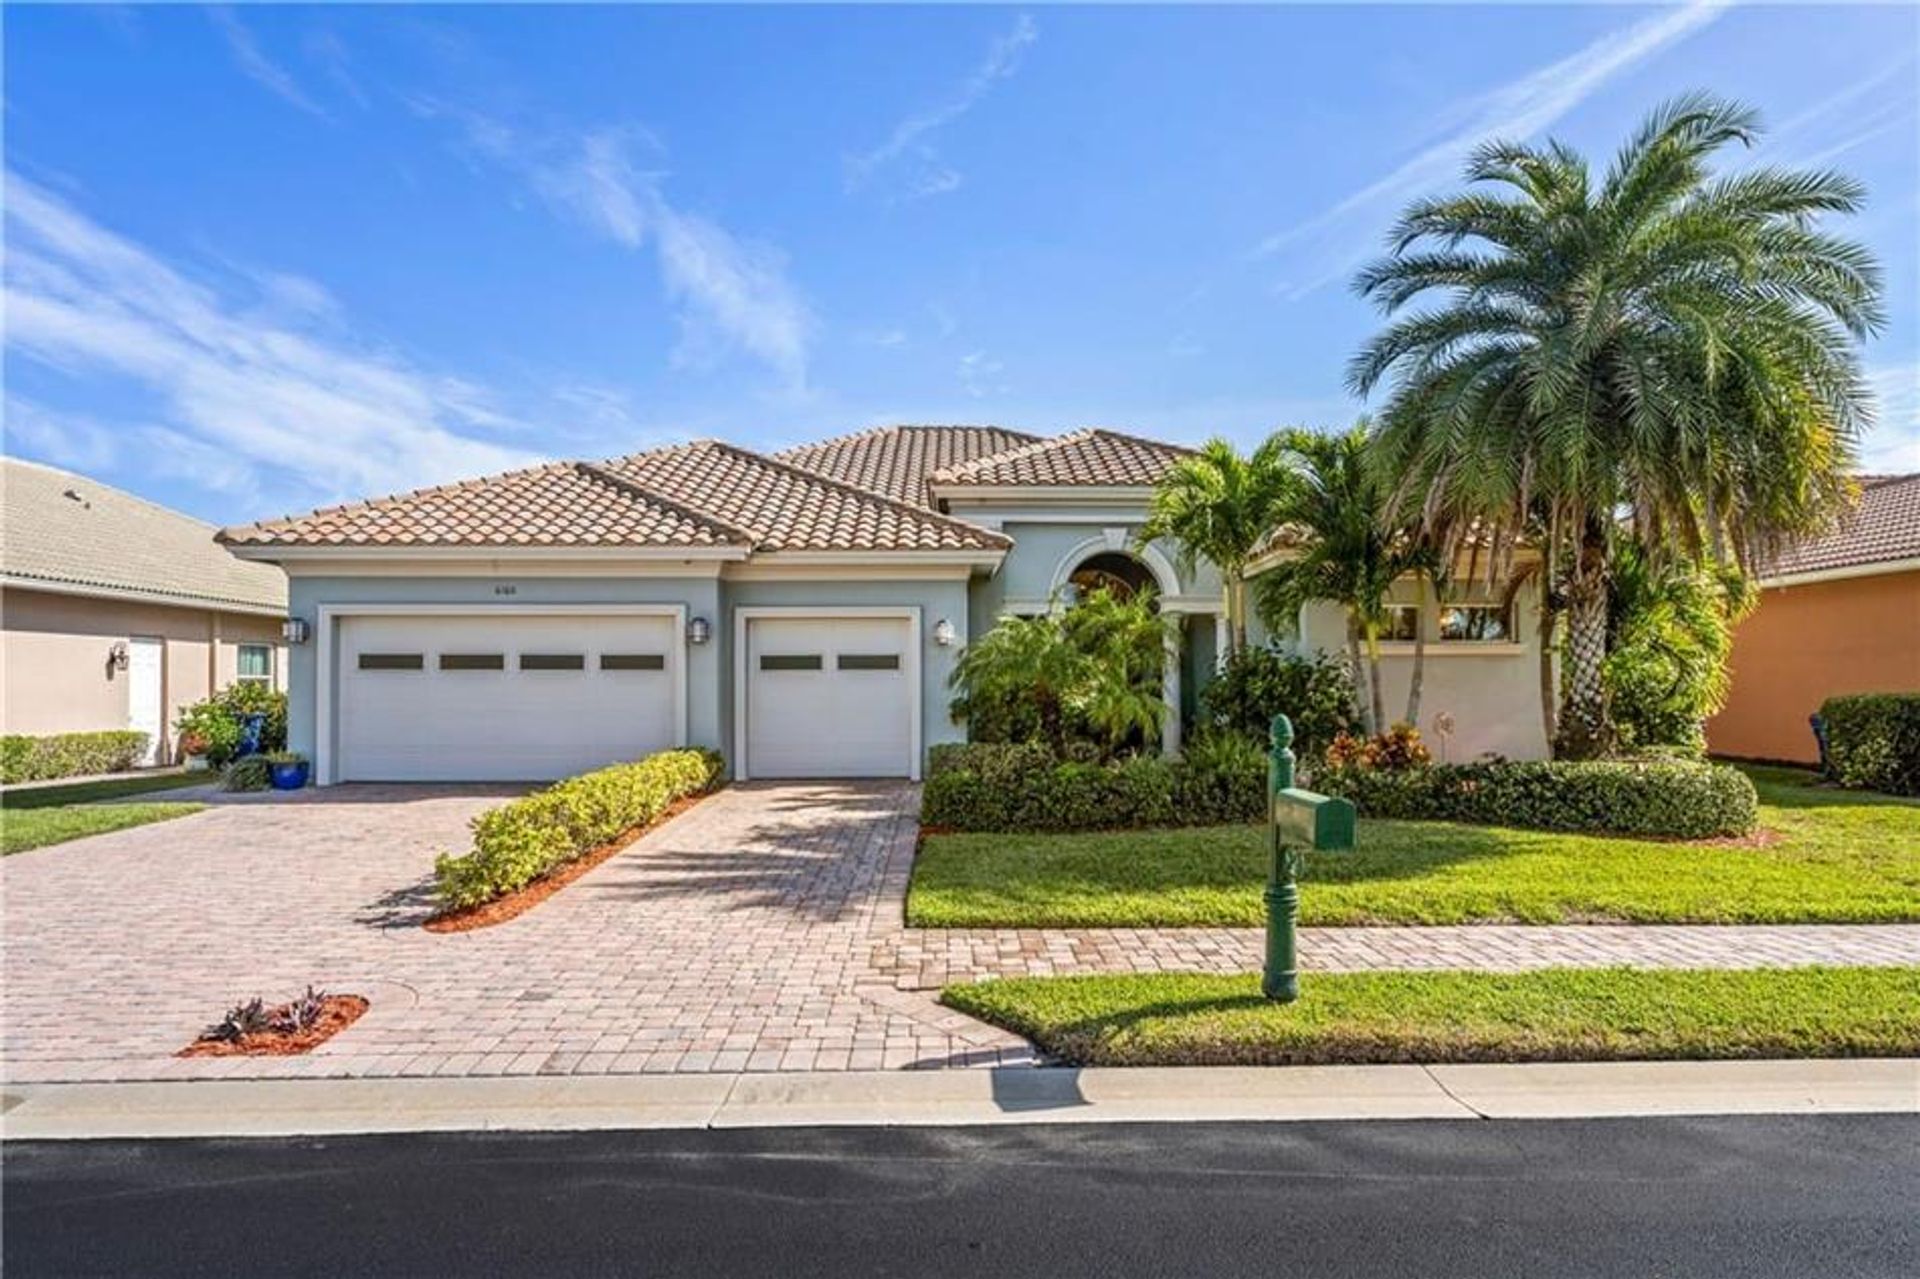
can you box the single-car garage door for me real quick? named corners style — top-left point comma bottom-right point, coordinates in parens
top-left (338, 613), bottom-right (680, 782)
top-left (744, 615), bottom-right (914, 779)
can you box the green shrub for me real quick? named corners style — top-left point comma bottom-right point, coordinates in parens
top-left (0, 730), bottom-right (151, 784)
top-left (1198, 646), bottom-right (1355, 756)
top-left (1317, 759), bottom-right (1758, 838)
top-left (433, 749), bottom-right (723, 910)
top-left (922, 736), bottom-right (1263, 832)
top-left (173, 685), bottom-right (288, 766)
top-left (1820, 694), bottom-right (1920, 796)
top-left (221, 757), bottom-right (275, 792)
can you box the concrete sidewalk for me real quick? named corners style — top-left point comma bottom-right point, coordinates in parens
top-left (6, 1058), bottom-right (1914, 1139)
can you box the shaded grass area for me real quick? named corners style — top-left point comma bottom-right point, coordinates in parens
top-left (909, 767), bottom-right (1920, 927)
top-left (942, 967), bottom-right (1920, 1066)
top-left (1, 772), bottom-right (207, 809)
top-left (2, 802), bottom-right (206, 855)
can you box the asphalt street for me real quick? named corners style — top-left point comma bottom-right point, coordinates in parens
top-left (6, 1115), bottom-right (1917, 1277)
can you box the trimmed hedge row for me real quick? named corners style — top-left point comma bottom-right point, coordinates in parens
top-left (433, 749), bottom-right (724, 910)
top-left (1821, 693), bottom-right (1920, 797)
top-left (922, 740), bottom-right (1265, 832)
top-left (0, 731), bottom-right (150, 785)
top-left (1319, 759), bottom-right (1759, 839)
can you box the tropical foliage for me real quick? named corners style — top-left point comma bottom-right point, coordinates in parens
top-left (1249, 425), bottom-right (1434, 732)
top-left (949, 587), bottom-right (1171, 754)
top-left (1138, 436), bottom-right (1295, 656)
top-left (1197, 646), bottom-right (1356, 758)
top-left (1351, 93), bottom-right (1882, 757)
top-left (1603, 541), bottom-right (1754, 754)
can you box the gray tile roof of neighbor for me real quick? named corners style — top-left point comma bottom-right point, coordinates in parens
top-left (1760, 472), bottom-right (1920, 579)
top-left (3, 457), bottom-right (287, 613)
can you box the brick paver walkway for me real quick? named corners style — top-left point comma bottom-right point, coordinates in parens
top-left (5, 782), bottom-right (1915, 1083)
top-left (875, 923), bottom-right (1920, 988)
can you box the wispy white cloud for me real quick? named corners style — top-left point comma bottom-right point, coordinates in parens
top-left (846, 13), bottom-right (1038, 202)
top-left (1258, 0), bottom-right (1728, 298)
top-left (305, 28), bottom-right (372, 111)
top-left (207, 7), bottom-right (331, 121)
top-left (3, 174), bottom-right (539, 512)
top-left (958, 350), bottom-right (1007, 398)
top-left (1864, 361), bottom-right (1920, 471)
top-left (413, 103), bottom-right (814, 388)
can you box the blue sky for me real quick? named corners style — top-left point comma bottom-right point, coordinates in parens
top-left (6, 2), bottom-right (1917, 524)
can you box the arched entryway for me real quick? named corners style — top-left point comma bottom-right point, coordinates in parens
top-left (1066, 551), bottom-right (1159, 604)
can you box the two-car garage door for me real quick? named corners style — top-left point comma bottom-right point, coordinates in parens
top-left (338, 614), bottom-right (679, 782)
top-left (331, 610), bottom-right (916, 782)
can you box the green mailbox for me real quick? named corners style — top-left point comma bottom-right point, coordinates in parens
top-left (1264, 713), bottom-right (1356, 1002)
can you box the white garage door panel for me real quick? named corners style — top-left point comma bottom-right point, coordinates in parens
top-left (746, 617), bottom-right (912, 778)
top-left (339, 614), bottom-right (678, 782)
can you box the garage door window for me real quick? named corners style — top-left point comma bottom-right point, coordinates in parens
top-left (520, 653), bottom-right (585, 671)
top-left (440, 653), bottom-right (505, 671)
top-left (837, 654), bottom-right (900, 671)
top-left (358, 653), bottom-right (423, 671)
top-left (760, 654), bottom-right (822, 671)
top-left (601, 653), bottom-right (666, 671)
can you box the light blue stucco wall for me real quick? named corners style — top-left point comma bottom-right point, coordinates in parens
top-left (983, 518), bottom-right (1223, 622)
top-left (284, 575), bottom-right (725, 764)
top-left (285, 572), bottom-right (970, 774)
top-left (723, 577), bottom-right (971, 756)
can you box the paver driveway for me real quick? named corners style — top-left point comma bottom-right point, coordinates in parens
top-left (2, 783), bottom-right (1029, 1082)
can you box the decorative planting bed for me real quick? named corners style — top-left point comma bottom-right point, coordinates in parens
top-left (180, 987), bottom-right (368, 1057)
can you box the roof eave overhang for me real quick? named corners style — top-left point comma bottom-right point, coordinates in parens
top-left (741, 548), bottom-right (1007, 569)
top-left (1757, 556), bottom-right (1920, 589)
top-left (0, 573), bottom-right (287, 618)
top-left (221, 543), bottom-right (754, 563)
top-left (928, 484), bottom-right (1157, 504)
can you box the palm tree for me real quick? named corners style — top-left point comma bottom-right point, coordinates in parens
top-left (1139, 436), bottom-right (1296, 657)
top-left (1251, 426), bottom-right (1422, 734)
top-left (1351, 93), bottom-right (1882, 758)
top-left (949, 612), bottom-right (1086, 753)
top-left (1063, 587), bottom-right (1173, 751)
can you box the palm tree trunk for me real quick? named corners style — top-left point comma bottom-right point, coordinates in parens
top-left (1344, 616), bottom-right (1371, 734)
top-left (1537, 597), bottom-right (1558, 751)
top-left (1366, 635), bottom-right (1386, 737)
top-left (1554, 526), bottom-right (1613, 759)
top-left (1405, 581), bottom-right (1427, 729)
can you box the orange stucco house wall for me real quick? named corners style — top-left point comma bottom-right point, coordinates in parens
top-left (1708, 568), bottom-right (1920, 764)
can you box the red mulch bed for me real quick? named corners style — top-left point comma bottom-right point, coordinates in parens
top-left (423, 790), bottom-right (712, 934)
top-left (179, 995), bottom-right (368, 1058)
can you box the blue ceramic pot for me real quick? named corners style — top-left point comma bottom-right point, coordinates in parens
top-left (270, 760), bottom-right (311, 791)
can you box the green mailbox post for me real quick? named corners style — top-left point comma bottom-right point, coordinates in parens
top-left (1264, 713), bottom-right (1356, 1002)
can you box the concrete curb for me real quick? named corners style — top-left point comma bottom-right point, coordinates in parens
top-left (5, 1058), bottom-right (1915, 1139)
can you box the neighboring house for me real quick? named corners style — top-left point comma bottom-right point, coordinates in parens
top-left (218, 424), bottom-right (1542, 785)
top-left (1708, 472), bottom-right (1920, 764)
top-left (2, 458), bottom-right (288, 765)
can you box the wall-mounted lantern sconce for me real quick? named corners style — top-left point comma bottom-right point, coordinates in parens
top-left (107, 641), bottom-right (129, 673)
top-left (281, 617), bottom-right (311, 646)
top-left (932, 618), bottom-right (956, 647)
top-left (687, 616), bottom-right (712, 646)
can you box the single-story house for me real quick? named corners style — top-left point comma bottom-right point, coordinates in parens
top-left (219, 425), bottom-right (1547, 784)
top-left (2, 458), bottom-right (288, 765)
top-left (1708, 471), bottom-right (1920, 764)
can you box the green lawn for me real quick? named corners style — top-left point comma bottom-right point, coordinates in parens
top-left (2, 773), bottom-right (209, 855)
top-left (942, 967), bottom-right (1920, 1066)
top-left (909, 766), bottom-right (1920, 927)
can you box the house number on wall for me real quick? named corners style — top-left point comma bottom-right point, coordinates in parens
top-left (493, 584), bottom-right (518, 596)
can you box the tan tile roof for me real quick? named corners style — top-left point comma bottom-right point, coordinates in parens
top-left (1760, 473), bottom-right (1920, 579)
top-left (598, 440), bottom-right (1009, 552)
top-left (774, 424), bottom-right (1042, 509)
top-left (219, 461), bottom-right (751, 550)
top-left (928, 427), bottom-right (1192, 488)
top-left (4, 457), bottom-right (287, 613)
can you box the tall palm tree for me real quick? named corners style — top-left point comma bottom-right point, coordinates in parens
top-left (1139, 436), bottom-right (1295, 657)
top-left (1251, 426), bottom-right (1422, 734)
top-left (1351, 93), bottom-right (1882, 758)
